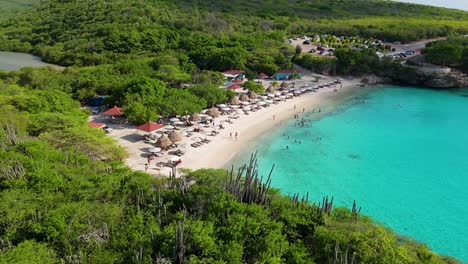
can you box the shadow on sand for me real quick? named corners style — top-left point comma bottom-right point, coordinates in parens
top-left (121, 133), bottom-right (141, 143)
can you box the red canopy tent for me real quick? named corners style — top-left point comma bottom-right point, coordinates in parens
top-left (136, 122), bottom-right (164, 132)
top-left (228, 84), bottom-right (241, 90)
top-left (256, 73), bottom-right (268, 79)
top-left (102, 106), bottom-right (123, 116)
top-left (88, 122), bottom-right (105, 128)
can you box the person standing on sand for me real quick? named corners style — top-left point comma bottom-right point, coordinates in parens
top-left (273, 114), bottom-right (275, 120)
top-left (235, 132), bottom-right (238, 141)
top-left (230, 132), bottom-right (232, 138)
top-left (294, 105), bottom-right (296, 110)
top-left (144, 164), bottom-right (149, 172)
top-left (303, 108), bottom-right (305, 112)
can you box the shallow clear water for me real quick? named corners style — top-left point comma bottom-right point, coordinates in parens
top-left (231, 85), bottom-right (468, 261)
top-left (0, 51), bottom-right (60, 71)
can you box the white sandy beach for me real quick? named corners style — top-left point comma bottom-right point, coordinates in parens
top-left (98, 77), bottom-right (367, 176)
top-left (180, 78), bottom-right (364, 171)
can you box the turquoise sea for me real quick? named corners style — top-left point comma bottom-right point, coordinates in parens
top-left (231, 85), bottom-right (468, 261)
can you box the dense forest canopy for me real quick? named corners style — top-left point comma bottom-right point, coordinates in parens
top-left (0, 0), bottom-right (467, 68)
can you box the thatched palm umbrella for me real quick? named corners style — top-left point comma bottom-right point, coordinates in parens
top-left (168, 131), bottom-right (182, 142)
top-left (156, 134), bottom-right (172, 149)
top-left (230, 96), bottom-right (240, 105)
top-left (189, 113), bottom-right (201, 122)
top-left (240, 94), bottom-right (249, 102)
top-left (206, 107), bottom-right (220, 118)
top-left (248, 91), bottom-right (258, 99)
top-left (266, 86), bottom-right (276, 94)
top-left (280, 81), bottom-right (288, 89)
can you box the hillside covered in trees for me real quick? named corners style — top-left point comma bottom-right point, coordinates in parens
top-left (0, 0), bottom-right (467, 262)
top-left (1, 0), bottom-right (468, 69)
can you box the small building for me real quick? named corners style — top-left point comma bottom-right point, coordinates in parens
top-left (102, 106), bottom-right (123, 116)
top-left (88, 122), bottom-right (105, 129)
top-left (273, 70), bottom-right (303, 81)
top-left (222, 70), bottom-right (245, 82)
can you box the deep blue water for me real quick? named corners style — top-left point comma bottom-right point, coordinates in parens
top-left (231, 85), bottom-right (468, 261)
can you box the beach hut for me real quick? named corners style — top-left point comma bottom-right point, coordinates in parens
top-left (189, 113), bottom-right (201, 122)
top-left (206, 108), bottom-right (220, 118)
top-left (156, 134), bottom-right (172, 149)
top-left (248, 91), bottom-right (258, 99)
top-left (168, 131), bottom-right (182, 142)
top-left (102, 106), bottom-right (123, 116)
top-left (266, 86), bottom-right (276, 94)
top-left (256, 73), bottom-right (268, 79)
top-left (240, 94), bottom-right (249, 102)
top-left (137, 122), bottom-right (164, 132)
top-left (280, 81), bottom-right (288, 89)
top-left (230, 96), bottom-right (240, 105)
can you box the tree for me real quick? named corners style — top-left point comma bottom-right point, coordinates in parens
top-left (425, 42), bottom-right (463, 66)
top-left (295, 45), bottom-right (302, 56)
top-left (123, 96), bottom-right (159, 124)
top-left (189, 83), bottom-right (227, 106)
top-left (193, 70), bottom-right (225, 86)
top-left (160, 89), bottom-right (206, 116)
top-left (242, 81), bottom-right (265, 94)
top-left (0, 240), bottom-right (58, 264)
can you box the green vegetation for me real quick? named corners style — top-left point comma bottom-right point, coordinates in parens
top-left (423, 37), bottom-right (468, 69)
top-left (0, 0), bottom-right (467, 262)
top-left (0, 76), bottom-right (460, 262)
top-left (1, 0), bottom-right (468, 68)
top-left (242, 81), bottom-right (265, 94)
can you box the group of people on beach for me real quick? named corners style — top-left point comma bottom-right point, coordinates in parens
top-left (229, 132), bottom-right (239, 141)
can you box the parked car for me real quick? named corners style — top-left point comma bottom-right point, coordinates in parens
top-left (303, 39), bottom-right (312, 44)
top-left (91, 107), bottom-right (100, 115)
top-left (399, 53), bottom-right (407, 58)
top-left (103, 126), bottom-right (112, 134)
top-left (405, 50), bottom-right (415, 55)
top-left (309, 49), bottom-right (316, 53)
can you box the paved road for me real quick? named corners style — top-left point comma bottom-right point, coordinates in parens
top-left (386, 38), bottom-right (445, 53)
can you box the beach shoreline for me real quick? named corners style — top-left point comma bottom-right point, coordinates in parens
top-left (180, 77), bottom-right (370, 172)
